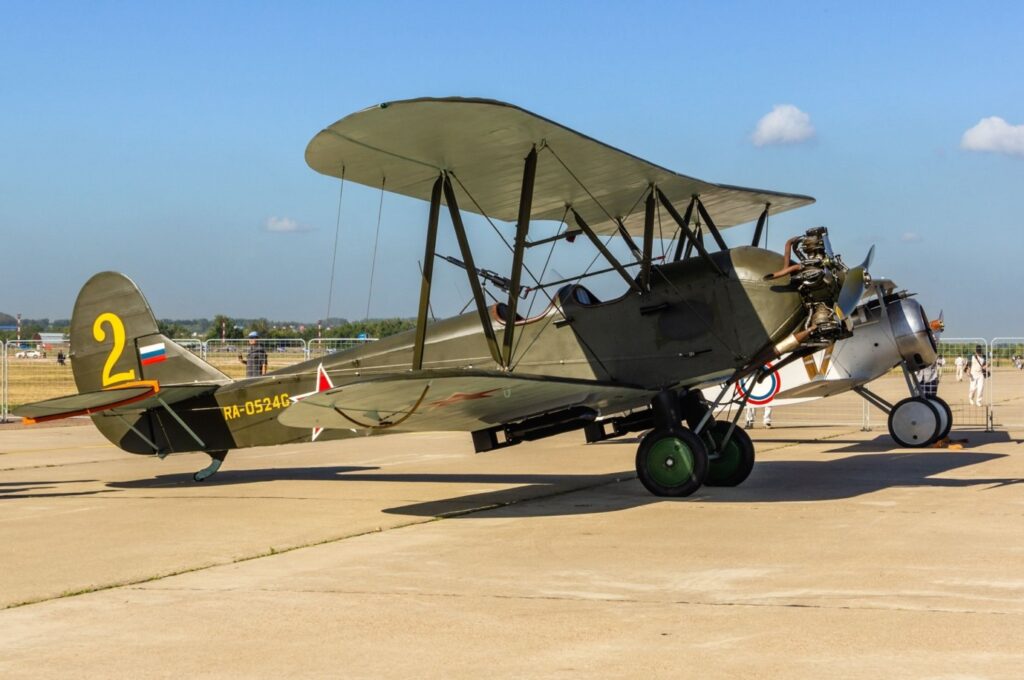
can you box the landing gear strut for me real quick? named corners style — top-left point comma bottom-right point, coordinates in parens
top-left (702, 421), bottom-right (756, 487)
top-left (632, 390), bottom-right (758, 496)
top-left (194, 450), bottom-right (227, 482)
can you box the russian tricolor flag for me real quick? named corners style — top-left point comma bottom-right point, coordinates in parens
top-left (139, 342), bottom-right (167, 366)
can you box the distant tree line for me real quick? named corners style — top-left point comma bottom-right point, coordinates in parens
top-left (1, 316), bottom-right (415, 343)
top-left (164, 315), bottom-right (416, 341)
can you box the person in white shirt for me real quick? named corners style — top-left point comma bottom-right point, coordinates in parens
top-left (954, 355), bottom-right (966, 382)
top-left (967, 346), bottom-right (988, 407)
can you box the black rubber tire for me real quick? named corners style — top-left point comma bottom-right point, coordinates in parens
top-left (635, 427), bottom-right (708, 497)
top-left (703, 422), bottom-right (756, 487)
top-left (928, 397), bottom-right (953, 441)
top-left (887, 397), bottom-right (941, 448)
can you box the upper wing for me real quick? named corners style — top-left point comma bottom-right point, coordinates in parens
top-left (278, 369), bottom-right (652, 433)
top-left (305, 97), bottom-right (814, 237)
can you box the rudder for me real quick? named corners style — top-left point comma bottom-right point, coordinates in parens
top-left (71, 272), bottom-right (228, 393)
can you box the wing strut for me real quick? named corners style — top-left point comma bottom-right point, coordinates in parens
top-left (501, 146), bottom-right (538, 367)
top-left (640, 188), bottom-right (656, 290)
top-left (412, 175), bottom-right (444, 370)
top-left (695, 198), bottom-right (728, 251)
top-left (443, 174), bottom-right (504, 367)
top-left (571, 209), bottom-right (643, 294)
top-left (751, 203), bottom-right (770, 247)
top-left (670, 196), bottom-right (696, 262)
top-left (656, 190), bottom-right (725, 276)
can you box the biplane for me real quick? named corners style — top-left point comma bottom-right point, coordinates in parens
top-left (15, 97), bottom-right (873, 497)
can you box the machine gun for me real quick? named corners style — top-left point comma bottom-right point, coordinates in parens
top-left (436, 253), bottom-right (528, 299)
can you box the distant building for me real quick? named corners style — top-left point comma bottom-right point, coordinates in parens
top-left (34, 332), bottom-right (69, 349)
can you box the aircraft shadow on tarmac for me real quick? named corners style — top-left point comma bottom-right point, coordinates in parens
top-left (102, 445), bottom-right (1022, 519)
top-left (762, 429), bottom-right (1020, 453)
top-left (384, 450), bottom-right (1020, 517)
top-left (0, 480), bottom-right (116, 500)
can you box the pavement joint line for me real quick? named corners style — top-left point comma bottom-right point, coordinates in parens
top-left (121, 586), bottom-right (1021, 618)
top-left (1, 474), bottom-right (632, 611)
top-left (0, 426), bottom-right (867, 611)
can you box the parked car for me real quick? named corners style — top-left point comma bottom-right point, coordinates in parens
top-left (15, 350), bottom-right (43, 358)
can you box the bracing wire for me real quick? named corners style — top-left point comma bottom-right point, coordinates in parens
top-left (325, 168), bottom-right (345, 323)
top-left (364, 177), bottom-right (386, 320)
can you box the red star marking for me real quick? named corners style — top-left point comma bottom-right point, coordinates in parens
top-left (428, 388), bottom-right (499, 410)
top-left (289, 363), bottom-right (335, 441)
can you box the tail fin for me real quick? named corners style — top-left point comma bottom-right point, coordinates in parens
top-left (71, 272), bottom-right (228, 392)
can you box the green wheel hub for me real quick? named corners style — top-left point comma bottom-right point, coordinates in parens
top-left (706, 432), bottom-right (742, 482)
top-left (703, 422), bottom-right (756, 487)
top-left (646, 436), bottom-right (695, 487)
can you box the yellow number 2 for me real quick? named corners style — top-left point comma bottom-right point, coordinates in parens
top-left (93, 312), bottom-right (137, 387)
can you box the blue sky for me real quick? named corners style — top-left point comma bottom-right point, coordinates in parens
top-left (2, 1), bottom-right (1021, 337)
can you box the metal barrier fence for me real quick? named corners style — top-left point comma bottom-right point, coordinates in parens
top-left (174, 339), bottom-right (204, 359)
top-left (990, 337), bottom-right (1024, 428)
top-left (308, 337), bottom-right (376, 359)
top-left (935, 337), bottom-right (991, 429)
top-left (2, 339), bottom-right (75, 421)
top-left (205, 338), bottom-right (309, 379)
top-left (0, 337), bottom-right (375, 421)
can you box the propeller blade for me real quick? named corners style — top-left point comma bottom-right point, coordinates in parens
top-left (835, 246), bottom-right (875, 319)
top-left (859, 244), bottom-right (875, 270)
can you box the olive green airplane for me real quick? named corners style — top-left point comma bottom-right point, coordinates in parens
top-left (15, 97), bottom-right (874, 497)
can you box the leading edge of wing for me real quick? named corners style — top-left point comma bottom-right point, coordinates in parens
top-left (277, 369), bottom-right (653, 433)
top-left (305, 97), bottom-right (814, 236)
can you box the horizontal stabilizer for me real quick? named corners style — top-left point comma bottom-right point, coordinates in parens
top-left (14, 381), bottom-right (161, 424)
top-left (279, 369), bottom-right (651, 433)
top-left (14, 381), bottom-right (223, 424)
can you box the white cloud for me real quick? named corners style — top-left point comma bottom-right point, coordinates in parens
top-left (263, 216), bottom-right (312, 233)
top-left (900, 231), bottom-right (922, 243)
top-left (751, 104), bottom-right (816, 147)
top-left (960, 116), bottom-right (1024, 157)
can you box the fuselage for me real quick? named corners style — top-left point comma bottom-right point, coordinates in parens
top-left (206, 246), bottom-right (805, 447)
top-left (100, 247), bottom-right (808, 454)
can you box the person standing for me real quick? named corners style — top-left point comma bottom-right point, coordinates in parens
top-left (743, 405), bottom-right (772, 429)
top-left (239, 331), bottom-right (268, 378)
top-left (967, 345), bottom-right (988, 407)
top-left (954, 355), bottom-right (966, 382)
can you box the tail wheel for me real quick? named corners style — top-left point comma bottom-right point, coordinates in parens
top-left (887, 397), bottom-right (941, 448)
top-left (704, 422), bottom-right (756, 487)
top-left (928, 397), bottom-right (953, 441)
top-left (635, 427), bottom-right (708, 497)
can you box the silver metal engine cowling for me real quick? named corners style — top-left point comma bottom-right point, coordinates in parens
top-left (888, 298), bottom-right (937, 370)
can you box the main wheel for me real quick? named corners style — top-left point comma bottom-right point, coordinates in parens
top-left (887, 397), bottom-right (941, 448)
top-left (635, 427), bottom-right (708, 497)
top-left (703, 422), bottom-right (756, 487)
top-left (928, 397), bottom-right (953, 441)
